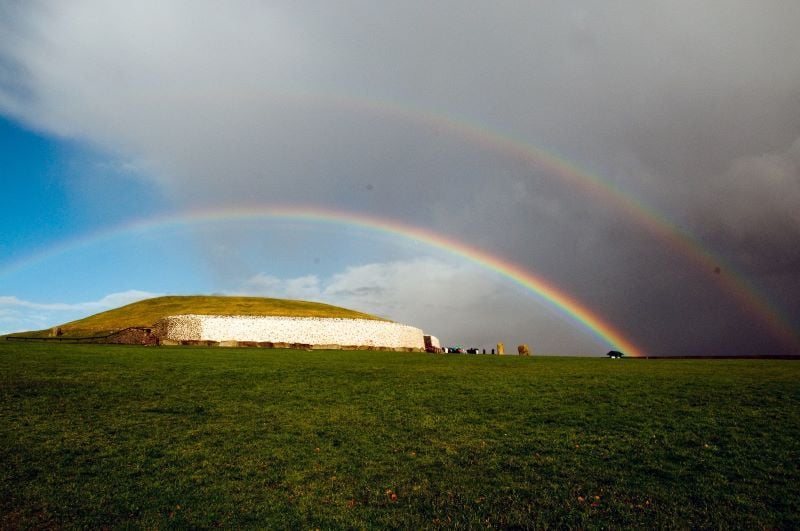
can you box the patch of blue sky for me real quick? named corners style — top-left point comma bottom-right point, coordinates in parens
top-left (0, 116), bottom-right (72, 254)
top-left (0, 114), bottom-right (453, 309)
top-left (181, 217), bottom-right (440, 283)
top-left (0, 215), bottom-right (445, 303)
top-left (1, 116), bottom-right (170, 261)
top-left (0, 226), bottom-right (207, 302)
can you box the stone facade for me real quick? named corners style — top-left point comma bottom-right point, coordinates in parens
top-left (154, 314), bottom-right (427, 351)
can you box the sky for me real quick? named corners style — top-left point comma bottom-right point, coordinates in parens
top-left (1, 1), bottom-right (799, 356)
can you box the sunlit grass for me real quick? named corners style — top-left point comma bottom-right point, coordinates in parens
top-left (1, 343), bottom-right (798, 528)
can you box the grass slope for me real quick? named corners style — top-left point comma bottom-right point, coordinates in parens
top-left (1, 343), bottom-right (799, 528)
top-left (9, 295), bottom-right (386, 338)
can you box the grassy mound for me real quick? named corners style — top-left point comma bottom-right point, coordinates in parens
top-left (10, 295), bottom-right (386, 338)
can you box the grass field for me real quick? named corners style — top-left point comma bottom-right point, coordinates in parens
top-left (1, 343), bottom-right (799, 528)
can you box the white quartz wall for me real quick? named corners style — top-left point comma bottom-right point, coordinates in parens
top-left (155, 314), bottom-right (426, 350)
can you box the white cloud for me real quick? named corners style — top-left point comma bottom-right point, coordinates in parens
top-left (323, 259), bottom-right (497, 316)
top-left (242, 273), bottom-right (322, 301)
top-left (0, 290), bottom-right (159, 312)
top-left (236, 257), bottom-right (494, 316)
top-left (234, 258), bottom-right (602, 353)
top-left (0, 290), bottom-right (160, 334)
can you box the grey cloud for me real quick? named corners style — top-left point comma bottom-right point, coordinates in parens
top-left (694, 138), bottom-right (800, 247)
top-left (1, 1), bottom-right (799, 354)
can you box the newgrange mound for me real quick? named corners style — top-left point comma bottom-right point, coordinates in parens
top-left (8, 295), bottom-right (437, 351)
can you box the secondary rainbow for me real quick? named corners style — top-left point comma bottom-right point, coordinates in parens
top-left (2, 95), bottom-right (796, 350)
top-left (291, 93), bottom-right (800, 351)
top-left (0, 205), bottom-right (646, 357)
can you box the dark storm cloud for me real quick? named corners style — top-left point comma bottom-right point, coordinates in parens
top-left (1, 1), bottom-right (799, 354)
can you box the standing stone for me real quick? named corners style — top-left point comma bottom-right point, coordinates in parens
top-left (497, 342), bottom-right (505, 355)
top-left (518, 344), bottom-right (531, 356)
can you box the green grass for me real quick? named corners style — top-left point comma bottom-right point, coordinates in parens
top-left (1, 343), bottom-right (799, 528)
top-left (7, 295), bottom-right (386, 338)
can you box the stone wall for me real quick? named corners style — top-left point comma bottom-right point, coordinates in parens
top-left (424, 335), bottom-right (441, 351)
top-left (106, 327), bottom-right (158, 345)
top-left (154, 314), bottom-right (427, 351)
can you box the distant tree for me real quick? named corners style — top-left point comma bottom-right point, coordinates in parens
top-left (606, 350), bottom-right (624, 358)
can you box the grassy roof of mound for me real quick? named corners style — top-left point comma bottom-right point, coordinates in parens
top-left (7, 295), bottom-right (387, 338)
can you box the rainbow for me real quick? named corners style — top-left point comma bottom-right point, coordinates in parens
top-left (1, 94), bottom-right (797, 351)
top-left (0, 205), bottom-right (646, 357)
top-left (280, 93), bottom-right (800, 352)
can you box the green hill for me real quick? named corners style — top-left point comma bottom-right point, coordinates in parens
top-left (9, 295), bottom-right (386, 338)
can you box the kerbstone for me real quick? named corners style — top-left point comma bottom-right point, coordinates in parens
top-left (154, 315), bottom-right (426, 351)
